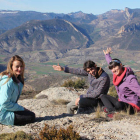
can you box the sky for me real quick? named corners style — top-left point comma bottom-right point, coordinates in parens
top-left (0, 0), bottom-right (140, 15)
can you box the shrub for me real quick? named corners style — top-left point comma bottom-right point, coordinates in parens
top-left (38, 124), bottom-right (80, 140)
top-left (0, 131), bottom-right (34, 140)
top-left (62, 79), bottom-right (75, 88)
top-left (61, 78), bottom-right (85, 89)
top-left (74, 78), bottom-right (85, 89)
top-left (108, 85), bottom-right (118, 98)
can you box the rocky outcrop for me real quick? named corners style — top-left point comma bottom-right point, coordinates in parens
top-left (125, 7), bottom-right (134, 19)
top-left (35, 87), bottom-right (82, 101)
top-left (118, 22), bottom-right (140, 34)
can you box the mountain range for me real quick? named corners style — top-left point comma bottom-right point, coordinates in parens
top-left (0, 8), bottom-right (140, 55)
top-left (0, 7), bottom-right (140, 90)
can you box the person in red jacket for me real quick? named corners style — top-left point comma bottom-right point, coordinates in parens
top-left (101, 47), bottom-right (140, 118)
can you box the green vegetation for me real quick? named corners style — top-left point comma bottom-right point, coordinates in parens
top-left (31, 65), bottom-right (68, 75)
top-left (41, 62), bottom-right (65, 66)
top-left (27, 61), bottom-right (84, 76)
top-left (0, 55), bottom-right (7, 64)
top-left (68, 64), bottom-right (83, 68)
top-left (31, 66), bottom-right (52, 75)
top-left (61, 78), bottom-right (86, 89)
top-left (90, 28), bottom-right (101, 42)
top-left (0, 131), bottom-right (34, 140)
top-left (37, 124), bottom-right (80, 140)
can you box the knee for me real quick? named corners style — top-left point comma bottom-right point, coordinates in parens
top-left (115, 102), bottom-right (123, 110)
top-left (100, 94), bottom-right (107, 100)
top-left (79, 98), bottom-right (84, 105)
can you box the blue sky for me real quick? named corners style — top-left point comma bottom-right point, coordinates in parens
top-left (0, 0), bottom-right (140, 15)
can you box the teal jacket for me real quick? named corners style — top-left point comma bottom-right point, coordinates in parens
top-left (0, 75), bottom-right (24, 125)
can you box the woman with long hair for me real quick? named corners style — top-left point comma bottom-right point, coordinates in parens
top-left (0, 55), bottom-right (35, 125)
top-left (101, 48), bottom-right (140, 118)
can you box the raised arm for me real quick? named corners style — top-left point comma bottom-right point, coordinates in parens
top-left (103, 47), bottom-right (112, 64)
top-left (52, 64), bottom-right (88, 76)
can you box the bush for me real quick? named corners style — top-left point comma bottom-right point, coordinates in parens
top-left (37, 124), bottom-right (80, 140)
top-left (74, 78), bottom-right (85, 89)
top-left (62, 79), bottom-right (75, 88)
top-left (108, 85), bottom-right (118, 98)
top-left (61, 78), bottom-right (86, 89)
top-left (0, 131), bottom-right (34, 140)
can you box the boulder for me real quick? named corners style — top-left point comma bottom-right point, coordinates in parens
top-left (35, 87), bottom-right (85, 102)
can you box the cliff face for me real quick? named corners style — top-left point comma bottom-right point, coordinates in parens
top-left (125, 7), bottom-right (134, 19)
top-left (118, 22), bottom-right (140, 34)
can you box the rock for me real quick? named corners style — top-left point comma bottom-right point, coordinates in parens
top-left (35, 87), bottom-right (81, 101)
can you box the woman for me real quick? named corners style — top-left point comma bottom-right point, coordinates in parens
top-left (101, 48), bottom-right (140, 118)
top-left (0, 55), bottom-right (35, 125)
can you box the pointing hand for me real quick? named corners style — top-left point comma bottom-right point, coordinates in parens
top-left (52, 63), bottom-right (64, 71)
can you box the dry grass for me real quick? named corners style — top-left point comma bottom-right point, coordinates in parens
top-left (95, 104), bottom-right (102, 118)
top-left (113, 106), bottom-right (139, 121)
top-left (0, 131), bottom-right (34, 140)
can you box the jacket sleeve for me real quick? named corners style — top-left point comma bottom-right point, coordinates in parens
top-left (0, 80), bottom-right (24, 111)
top-left (105, 54), bottom-right (112, 64)
top-left (64, 66), bottom-right (88, 76)
top-left (128, 76), bottom-right (140, 96)
top-left (80, 76), bottom-right (108, 98)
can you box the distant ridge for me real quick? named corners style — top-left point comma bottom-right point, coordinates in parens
top-left (0, 19), bottom-right (93, 55)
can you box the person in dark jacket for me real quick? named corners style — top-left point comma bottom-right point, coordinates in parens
top-left (102, 47), bottom-right (140, 118)
top-left (52, 60), bottom-right (110, 114)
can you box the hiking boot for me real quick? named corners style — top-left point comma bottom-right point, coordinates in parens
top-left (76, 108), bottom-right (85, 114)
top-left (102, 106), bottom-right (108, 113)
top-left (106, 112), bottom-right (115, 119)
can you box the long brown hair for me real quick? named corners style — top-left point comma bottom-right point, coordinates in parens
top-left (0, 55), bottom-right (25, 84)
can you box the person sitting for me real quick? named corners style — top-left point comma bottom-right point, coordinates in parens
top-left (101, 47), bottom-right (140, 118)
top-left (52, 60), bottom-right (110, 114)
top-left (0, 55), bottom-right (35, 125)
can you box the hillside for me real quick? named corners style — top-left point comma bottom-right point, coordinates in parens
top-left (0, 19), bottom-right (92, 55)
top-left (0, 8), bottom-right (140, 91)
